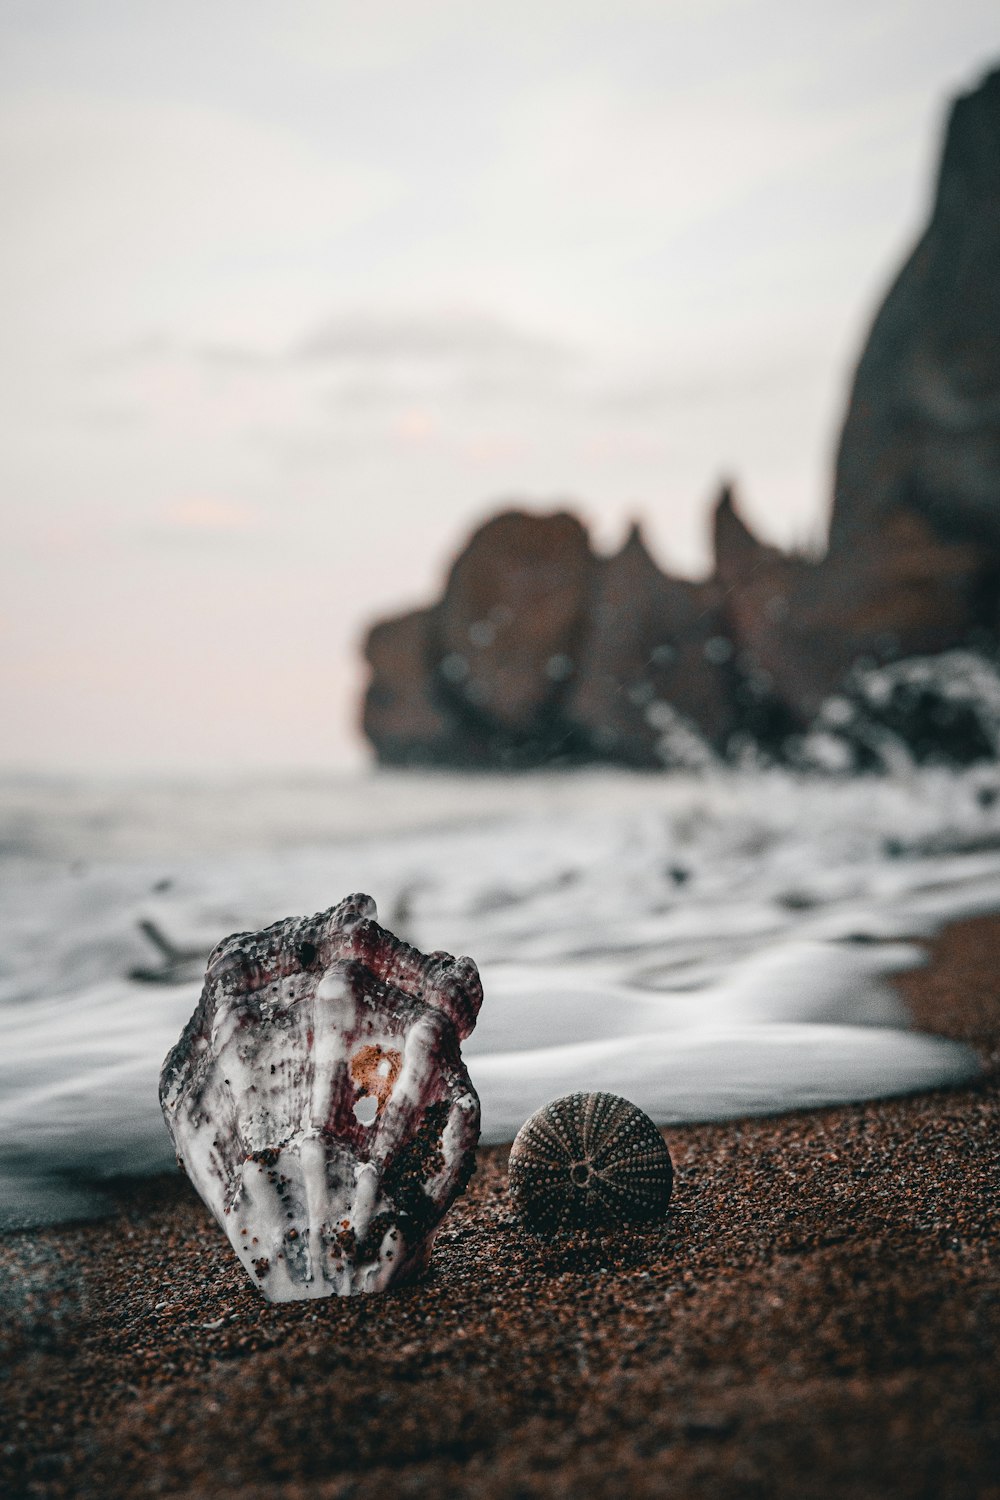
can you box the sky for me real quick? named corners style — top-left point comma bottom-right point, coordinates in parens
top-left (1, 0), bottom-right (998, 773)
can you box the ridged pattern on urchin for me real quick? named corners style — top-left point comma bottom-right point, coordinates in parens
top-left (508, 1091), bottom-right (673, 1234)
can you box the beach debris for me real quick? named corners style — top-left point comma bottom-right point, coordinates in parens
top-left (159, 893), bottom-right (482, 1300)
top-left (129, 919), bottom-right (207, 986)
top-left (508, 1091), bottom-right (673, 1235)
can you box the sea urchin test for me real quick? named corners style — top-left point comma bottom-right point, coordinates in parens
top-left (508, 1091), bottom-right (674, 1234)
top-left (159, 894), bottom-right (482, 1301)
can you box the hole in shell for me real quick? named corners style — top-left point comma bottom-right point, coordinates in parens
top-left (354, 1095), bottom-right (378, 1126)
top-left (570, 1162), bottom-right (592, 1188)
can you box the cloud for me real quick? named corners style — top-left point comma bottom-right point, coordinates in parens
top-left (98, 309), bottom-right (576, 375)
top-left (293, 312), bottom-right (584, 416)
top-left (159, 499), bottom-right (258, 535)
top-left (595, 353), bottom-right (831, 415)
top-left (91, 310), bottom-right (585, 424)
top-left (292, 311), bottom-right (573, 368)
top-left (93, 305), bottom-right (828, 470)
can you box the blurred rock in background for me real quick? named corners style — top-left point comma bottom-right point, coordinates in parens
top-left (363, 67), bottom-right (1000, 772)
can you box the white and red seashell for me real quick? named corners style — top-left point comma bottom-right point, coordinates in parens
top-left (159, 893), bottom-right (482, 1301)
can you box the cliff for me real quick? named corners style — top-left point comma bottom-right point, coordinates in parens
top-left (362, 67), bottom-right (1000, 771)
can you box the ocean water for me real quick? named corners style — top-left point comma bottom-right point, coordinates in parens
top-left (2, 765), bottom-right (998, 1231)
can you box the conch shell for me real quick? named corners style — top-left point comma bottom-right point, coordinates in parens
top-left (159, 893), bottom-right (482, 1300)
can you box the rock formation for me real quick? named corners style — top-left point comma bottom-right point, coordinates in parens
top-left (362, 609), bottom-right (461, 768)
top-left (832, 64), bottom-right (1000, 564)
top-left (361, 66), bottom-right (1000, 771)
top-left (763, 62), bottom-right (1000, 721)
top-left (565, 525), bottom-right (734, 768)
top-left (430, 511), bottom-right (596, 767)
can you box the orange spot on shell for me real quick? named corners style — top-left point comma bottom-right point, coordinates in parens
top-left (350, 1044), bottom-right (403, 1113)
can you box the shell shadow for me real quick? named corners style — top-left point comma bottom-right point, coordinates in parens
top-left (517, 1210), bottom-right (678, 1277)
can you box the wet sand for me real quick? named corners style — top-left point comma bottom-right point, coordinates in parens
top-left (2, 914), bottom-right (999, 1500)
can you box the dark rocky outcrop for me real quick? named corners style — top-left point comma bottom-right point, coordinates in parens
top-left (832, 64), bottom-right (1000, 564)
top-left (361, 495), bottom-right (805, 770)
top-left (361, 66), bottom-right (1000, 771)
top-left (362, 609), bottom-right (463, 767)
top-left (565, 525), bottom-right (734, 767)
top-left (772, 62), bottom-right (1000, 719)
top-left (431, 510), bottom-right (595, 764)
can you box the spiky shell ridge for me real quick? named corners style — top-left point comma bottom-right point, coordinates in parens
top-left (508, 1091), bottom-right (673, 1234)
top-left (159, 893), bottom-right (483, 1301)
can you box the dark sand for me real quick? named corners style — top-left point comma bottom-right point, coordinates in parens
top-left (2, 914), bottom-right (999, 1500)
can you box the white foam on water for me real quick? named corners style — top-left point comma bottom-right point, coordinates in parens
top-left (1, 765), bottom-right (997, 1228)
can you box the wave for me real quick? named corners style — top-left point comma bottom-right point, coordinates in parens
top-left (2, 763), bottom-right (997, 1229)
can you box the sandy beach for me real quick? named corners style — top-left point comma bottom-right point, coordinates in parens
top-left (1, 910), bottom-right (998, 1499)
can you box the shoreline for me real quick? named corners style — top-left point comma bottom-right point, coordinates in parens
top-left (2, 913), bottom-right (999, 1498)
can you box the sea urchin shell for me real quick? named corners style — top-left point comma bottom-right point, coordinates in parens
top-left (159, 893), bottom-right (482, 1301)
top-left (508, 1091), bottom-right (673, 1234)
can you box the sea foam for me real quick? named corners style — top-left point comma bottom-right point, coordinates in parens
top-left (1, 765), bottom-right (997, 1229)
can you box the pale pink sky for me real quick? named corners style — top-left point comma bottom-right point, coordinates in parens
top-left (1, 1), bottom-right (997, 771)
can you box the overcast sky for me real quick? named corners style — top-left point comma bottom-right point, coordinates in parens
top-left (1, 0), bottom-right (997, 772)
